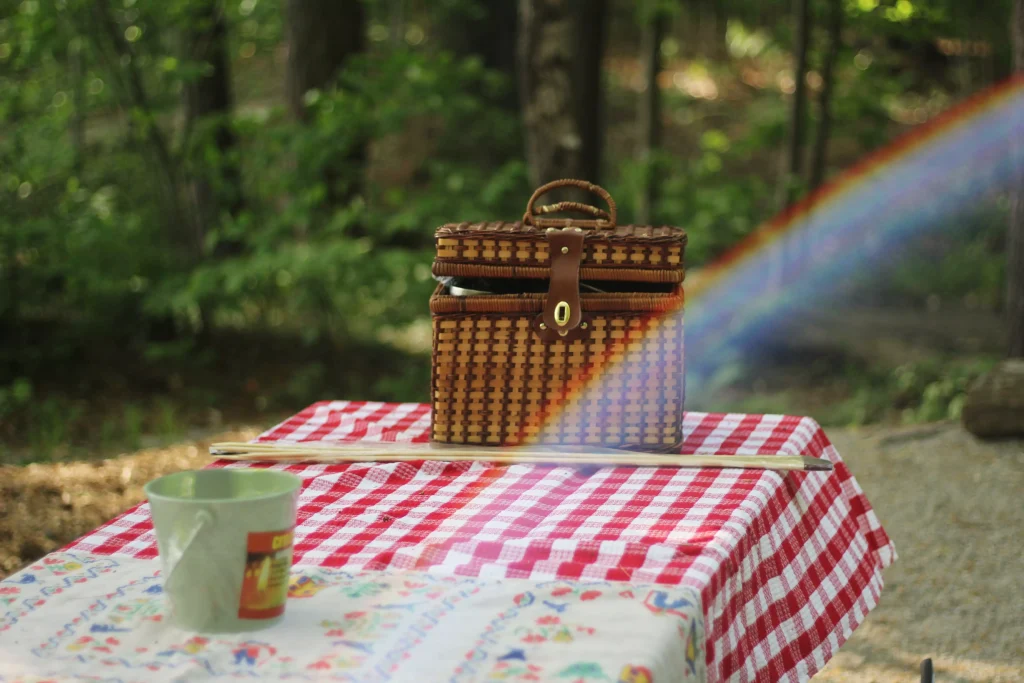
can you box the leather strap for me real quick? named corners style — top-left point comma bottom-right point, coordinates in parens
top-left (541, 228), bottom-right (585, 338)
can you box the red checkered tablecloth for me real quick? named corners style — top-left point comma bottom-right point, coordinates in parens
top-left (68, 401), bottom-right (894, 682)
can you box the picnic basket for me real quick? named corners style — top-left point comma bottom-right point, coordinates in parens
top-left (429, 179), bottom-right (687, 451)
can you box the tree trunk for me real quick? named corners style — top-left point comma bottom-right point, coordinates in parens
top-left (809, 0), bottom-right (842, 191)
top-left (1009, 0), bottom-right (1024, 357)
top-left (183, 0), bottom-right (241, 254)
top-left (697, 0), bottom-right (727, 59)
top-left (285, 0), bottom-right (366, 122)
top-left (636, 9), bottom-right (665, 224)
top-left (284, 0), bottom-right (366, 206)
top-left (519, 0), bottom-right (607, 188)
top-left (438, 0), bottom-right (519, 111)
top-left (776, 0), bottom-right (811, 209)
top-left (519, 0), bottom-right (582, 187)
top-left (712, 0), bottom-right (728, 58)
top-left (573, 0), bottom-right (608, 184)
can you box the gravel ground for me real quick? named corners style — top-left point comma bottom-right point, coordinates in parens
top-left (0, 422), bottom-right (1021, 681)
top-left (817, 423), bottom-right (1024, 682)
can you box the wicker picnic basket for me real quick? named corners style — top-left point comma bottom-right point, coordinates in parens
top-left (429, 179), bottom-right (687, 451)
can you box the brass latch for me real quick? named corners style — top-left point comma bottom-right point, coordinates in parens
top-left (554, 301), bottom-right (571, 327)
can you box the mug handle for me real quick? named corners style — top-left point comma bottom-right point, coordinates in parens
top-left (165, 508), bottom-right (215, 588)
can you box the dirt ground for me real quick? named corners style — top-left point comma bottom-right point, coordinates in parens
top-left (0, 428), bottom-right (257, 579)
top-left (0, 422), bottom-right (1021, 681)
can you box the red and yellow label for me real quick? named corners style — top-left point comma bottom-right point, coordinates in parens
top-left (238, 528), bottom-right (294, 619)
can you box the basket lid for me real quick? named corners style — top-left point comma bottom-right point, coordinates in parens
top-left (432, 180), bottom-right (686, 283)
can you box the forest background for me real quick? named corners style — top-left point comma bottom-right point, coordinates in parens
top-left (1, 0), bottom-right (1022, 463)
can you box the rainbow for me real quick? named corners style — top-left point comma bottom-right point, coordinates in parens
top-left (540, 75), bottom-right (1024, 439)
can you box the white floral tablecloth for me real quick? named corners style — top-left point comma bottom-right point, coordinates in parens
top-left (0, 551), bottom-right (703, 682)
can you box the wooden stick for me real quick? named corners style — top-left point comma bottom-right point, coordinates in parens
top-left (208, 442), bottom-right (832, 472)
top-left (213, 441), bottom-right (656, 459)
top-left (213, 441), bottom-right (627, 455)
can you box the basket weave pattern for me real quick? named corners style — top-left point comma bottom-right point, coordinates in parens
top-left (430, 179), bottom-right (686, 451)
top-left (430, 307), bottom-right (684, 450)
top-left (435, 223), bottom-right (684, 273)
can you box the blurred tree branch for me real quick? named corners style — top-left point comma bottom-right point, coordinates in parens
top-left (182, 0), bottom-right (243, 256)
top-left (68, 38), bottom-right (86, 172)
top-left (90, 0), bottom-right (194, 250)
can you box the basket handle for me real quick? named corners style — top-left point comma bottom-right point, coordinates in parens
top-left (523, 179), bottom-right (617, 228)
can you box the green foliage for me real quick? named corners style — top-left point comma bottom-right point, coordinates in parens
top-left (0, 378), bottom-right (34, 420)
top-left (0, 0), bottom-right (529, 460)
top-left (0, 0), bottom-right (1015, 459)
top-left (615, 126), bottom-right (773, 265)
top-left (725, 21), bottom-right (776, 60)
top-left (852, 205), bottom-right (1008, 308)
top-left (635, 0), bottom-right (681, 24)
top-left (890, 357), bottom-right (997, 423)
top-left (700, 355), bottom-right (998, 427)
top-left (155, 48), bottom-right (527, 344)
top-left (1, 1), bottom-right (525, 368)
top-left (27, 398), bottom-right (82, 460)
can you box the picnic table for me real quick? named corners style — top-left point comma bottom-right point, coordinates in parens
top-left (0, 402), bottom-right (894, 682)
